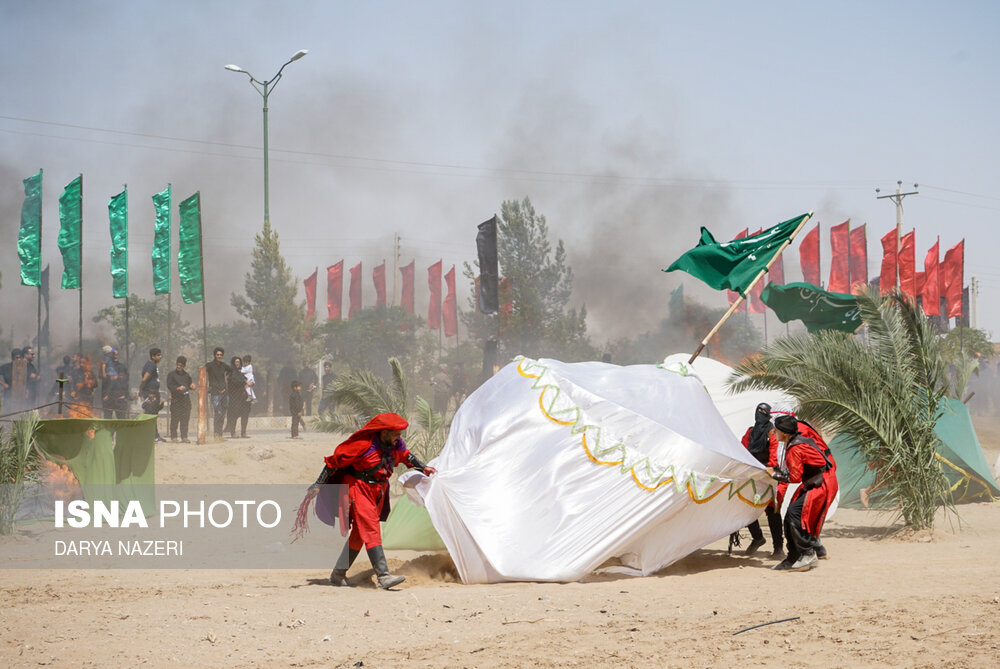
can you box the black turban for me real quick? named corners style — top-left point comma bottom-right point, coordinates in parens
top-left (774, 414), bottom-right (798, 435)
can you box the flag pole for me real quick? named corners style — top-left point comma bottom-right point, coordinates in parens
top-left (78, 173), bottom-right (84, 355)
top-left (688, 212), bottom-right (812, 364)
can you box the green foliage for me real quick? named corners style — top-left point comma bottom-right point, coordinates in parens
top-left (0, 414), bottom-right (40, 535)
top-left (204, 321), bottom-right (262, 364)
top-left (313, 357), bottom-right (448, 464)
top-left (316, 306), bottom-right (432, 375)
top-left (230, 221), bottom-right (305, 363)
top-left (729, 289), bottom-right (953, 530)
top-left (462, 197), bottom-right (595, 362)
top-left (940, 326), bottom-right (994, 363)
top-left (93, 294), bottom-right (194, 375)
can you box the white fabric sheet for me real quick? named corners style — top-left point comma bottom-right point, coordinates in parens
top-left (420, 357), bottom-right (777, 583)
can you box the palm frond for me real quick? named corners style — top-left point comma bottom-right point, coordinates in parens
top-left (728, 289), bottom-right (953, 529)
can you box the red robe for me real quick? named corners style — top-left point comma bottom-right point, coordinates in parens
top-left (317, 413), bottom-right (416, 550)
top-left (785, 429), bottom-right (838, 536)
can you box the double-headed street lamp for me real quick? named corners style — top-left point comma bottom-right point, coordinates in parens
top-left (225, 49), bottom-right (308, 226)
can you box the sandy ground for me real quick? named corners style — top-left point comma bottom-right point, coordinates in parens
top-left (2, 417), bottom-right (1000, 668)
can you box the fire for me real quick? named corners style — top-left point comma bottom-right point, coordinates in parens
top-left (66, 354), bottom-right (98, 418)
top-left (37, 459), bottom-right (82, 502)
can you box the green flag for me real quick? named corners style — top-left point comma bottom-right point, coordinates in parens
top-left (109, 188), bottom-right (128, 299)
top-left (18, 169), bottom-right (43, 287)
top-left (664, 213), bottom-right (810, 297)
top-left (177, 192), bottom-right (204, 304)
top-left (152, 185), bottom-right (171, 295)
top-left (58, 175), bottom-right (83, 290)
top-left (760, 281), bottom-right (861, 333)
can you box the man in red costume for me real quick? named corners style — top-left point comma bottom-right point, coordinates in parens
top-left (768, 414), bottom-right (837, 572)
top-left (311, 413), bottom-right (437, 589)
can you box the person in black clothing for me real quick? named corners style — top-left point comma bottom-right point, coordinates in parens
top-left (205, 347), bottom-right (230, 439)
top-left (166, 356), bottom-right (195, 442)
top-left (101, 349), bottom-right (129, 419)
top-left (225, 356), bottom-right (250, 438)
top-left (140, 348), bottom-right (164, 442)
top-left (738, 403), bottom-right (784, 559)
top-left (299, 363), bottom-right (318, 417)
top-left (0, 349), bottom-right (20, 407)
top-left (318, 361), bottom-right (334, 414)
top-left (289, 380), bottom-right (304, 438)
top-left (276, 364), bottom-right (296, 416)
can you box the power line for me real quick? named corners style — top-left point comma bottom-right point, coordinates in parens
top-left (0, 113), bottom-right (950, 193)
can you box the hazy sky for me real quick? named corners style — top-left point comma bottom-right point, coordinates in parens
top-left (1, 1), bottom-right (998, 354)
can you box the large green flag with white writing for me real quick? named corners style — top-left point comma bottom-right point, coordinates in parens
top-left (664, 213), bottom-right (810, 297)
top-left (152, 185), bottom-right (171, 295)
top-left (760, 281), bottom-right (861, 333)
top-left (177, 192), bottom-right (203, 304)
top-left (18, 169), bottom-right (43, 287)
top-left (109, 188), bottom-right (128, 299)
top-left (58, 175), bottom-right (83, 290)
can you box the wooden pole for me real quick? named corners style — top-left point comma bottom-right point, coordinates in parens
top-left (688, 212), bottom-right (812, 364)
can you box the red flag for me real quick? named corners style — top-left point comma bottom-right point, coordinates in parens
top-left (373, 261), bottom-right (387, 307)
top-left (922, 239), bottom-right (940, 316)
top-left (942, 240), bottom-right (964, 318)
top-left (915, 271), bottom-right (926, 298)
top-left (727, 228), bottom-right (749, 312)
top-left (427, 260), bottom-right (442, 329)
top-left (828, 220), bottom-right (850, 293)
top-left (899, 230), bottom-right (915, 301)
top-left (443, 265), bottom-right (458, 337)
top-left (849, 224), bottom-right (868, 290)
top-left (303, 268), bottom-right (317, 319)
top-left (400, 261), bottom-right (414, 314)
top-left (879, 228), bottom-right (897, 295)
top-left (348, 262), bottom-right (362, 319)
top-left (799, 224), bottom-right (820, 286)
top-left (749, 229), bottom-right (766, 313)
top-left (769, 250), bottom-right (785, 285)
top-left (327, 261), bottom-right (343, 320)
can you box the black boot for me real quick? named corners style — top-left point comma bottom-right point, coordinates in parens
top-left (330, 544), bottom-right (359, 586)
top-left (744, 520), bottom-right (766, 555)
top-left (766, 506), bottom-right (784, 558)
top-left (367, 545), bottom-right (405, 590)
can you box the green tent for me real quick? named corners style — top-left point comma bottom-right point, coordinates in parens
top-left (830, 398), bottom-right (1000, 508)
top-left (33, 415), bottom-right (157, 514)
top-left (382, 494), bottom-right (446, 551)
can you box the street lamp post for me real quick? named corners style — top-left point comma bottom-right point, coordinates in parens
top-left (225, 49), bottom-right (308, 226)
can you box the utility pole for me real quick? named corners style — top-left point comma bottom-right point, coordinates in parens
top-left (392, 232), bottom-right (400, 306)
top-left (970, 276), bottom-right (979, 328)
top-left (875, 180), bottom-right (918, 289)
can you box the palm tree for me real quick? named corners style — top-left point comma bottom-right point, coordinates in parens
top-left (728, 289), bottom-right (953, 530)
top-left (0, 414), bottom-right (40, 535)
top-left (312, 357), bottom-right (448, 464)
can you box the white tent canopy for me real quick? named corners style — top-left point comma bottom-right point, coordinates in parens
top-left (411, 356), bottom-right (778, 583)
top-left (660, 354), bottom-right (795, 440)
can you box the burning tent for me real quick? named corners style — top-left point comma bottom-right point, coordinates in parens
top-left (21, 416), bottom-right (157, 518)
top-left (406, 356), bottom-right (774, 583)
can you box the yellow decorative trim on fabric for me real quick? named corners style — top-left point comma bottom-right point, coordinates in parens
top-left (935, 452), bottom-right (997, 502)
top-left (517, 357), bottom-right (774, 507)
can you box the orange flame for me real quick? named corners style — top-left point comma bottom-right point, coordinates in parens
top-left (37, 459), bottom-right (82, 502)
